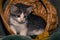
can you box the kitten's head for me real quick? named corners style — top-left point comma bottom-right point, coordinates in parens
top-left (10, 3), bottom-right (33, 24)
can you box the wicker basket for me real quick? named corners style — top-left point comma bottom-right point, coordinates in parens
top-left (0, 0), bottom-right (58, 40)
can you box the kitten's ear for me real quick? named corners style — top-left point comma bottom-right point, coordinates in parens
top-left (27, 7), bottom-right (33, 13)
top-left (10, 5), bottom-right (18, 13)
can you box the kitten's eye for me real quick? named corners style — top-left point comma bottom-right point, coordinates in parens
top-left (24, 16), bottom-right (26, 18)
top-left (17, 15), bottom-right (20, 17)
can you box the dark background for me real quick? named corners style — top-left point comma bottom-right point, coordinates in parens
top-left (0, 0), bottom-right (60, 37)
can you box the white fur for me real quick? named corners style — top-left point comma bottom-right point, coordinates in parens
top-left (10, 17), bottom-right (27, 36)
top-left (28, 29), bottom-right (44, 35)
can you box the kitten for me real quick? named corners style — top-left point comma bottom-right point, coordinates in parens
top-left (9, 3), bottom-right (33, 36)
top-left (9, 3), bottom-right (46, 38)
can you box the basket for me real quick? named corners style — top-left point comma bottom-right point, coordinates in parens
top-left (0, 0), bottom-right (58, 40)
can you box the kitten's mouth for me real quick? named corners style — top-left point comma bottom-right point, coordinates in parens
top-left (19, 22), bottom-right (25, 24)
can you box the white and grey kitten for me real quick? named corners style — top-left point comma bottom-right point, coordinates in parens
top-left (9, 3), bottom-right (33, 36)
top-left (9, 3), bottom-right (46, 38)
